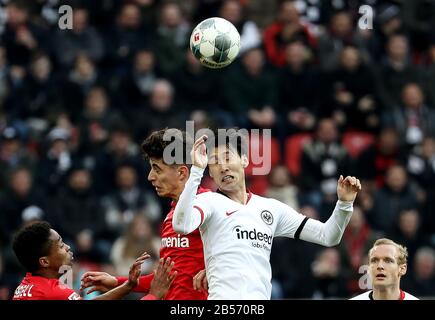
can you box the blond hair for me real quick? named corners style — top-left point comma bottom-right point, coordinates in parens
top-left (368, 238), bottom-right (408, 265)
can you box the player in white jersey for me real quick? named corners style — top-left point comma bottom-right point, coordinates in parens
top-left (172, 130), bottom-right (361, 299)
top-left (350, 238), bottom-right (419, 300)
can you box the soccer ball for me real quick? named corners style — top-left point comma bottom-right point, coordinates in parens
top-left (190, 17), bottom-right (241, 69)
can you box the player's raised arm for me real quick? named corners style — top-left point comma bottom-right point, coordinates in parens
top-left (173, 135), bottom-right (209, 235)
top-left (275, 175), bottom-right (361, 247)
top-left (299, 175), bottom-right (361, 246)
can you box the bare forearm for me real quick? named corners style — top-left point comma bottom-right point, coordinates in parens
top-left (92, 282), bottom-right (133, 300)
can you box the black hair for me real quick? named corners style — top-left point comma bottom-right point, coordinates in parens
top-left (141, 128), bottom-right (193, 165)
top-left (12, 221), bottom-right (53, 273)
top-left (210, 128), bottom-right (247, 158)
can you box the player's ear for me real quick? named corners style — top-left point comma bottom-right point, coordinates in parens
top-left (241, 154), bottom-right (249, 168)
top-left (39, 256), bottom-right (50, 268)
top-left (178, 165), bottom-right (189, 180)
top-left (399, 264), bottom-right (407, 277)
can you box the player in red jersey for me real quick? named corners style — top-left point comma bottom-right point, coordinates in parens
top-left (81, 129), bottom-right (208, 299)
top-left (12, 221), bottom-right (176, 300)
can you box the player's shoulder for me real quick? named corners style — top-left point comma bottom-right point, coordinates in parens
top-left (46, 278), bottom-right (81, 300)
top-left (349, 291), bottom-right (371, 300)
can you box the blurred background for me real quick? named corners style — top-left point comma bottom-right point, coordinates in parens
top-left (0, 0), bottom-right (435, 299)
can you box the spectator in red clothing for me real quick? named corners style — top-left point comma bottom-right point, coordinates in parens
top-left (263, 0), bottom-right (316, 67)
top-left (357, 127), bottom-right (402, 188)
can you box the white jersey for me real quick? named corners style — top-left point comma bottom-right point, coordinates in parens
top-left (173, 166), bottom-right (354, 300)
top-left (350, 290), bottom-right (419, 300)
top-left (194, 190), bottom-right (306, 299)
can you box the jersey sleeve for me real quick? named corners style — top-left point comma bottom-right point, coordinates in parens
top-left (173, 166), bottom-right (213, 234)
top-left (116, 273), bottom-right (153, 293)
top-left (272, 199), bottom-right (307, 238)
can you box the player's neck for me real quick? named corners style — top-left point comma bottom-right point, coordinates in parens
top-left (223, 185), bottom-right (248, 204)
top-left (373, 285), bottom-right (401, 300)
top-left (33, 269), bottom-right (60, 280)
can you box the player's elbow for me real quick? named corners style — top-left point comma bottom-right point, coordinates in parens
top-left (324, 236), bottom-right (341, 247)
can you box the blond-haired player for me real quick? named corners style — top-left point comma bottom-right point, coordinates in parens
top-left (351, 238), bottom-right (418, 300)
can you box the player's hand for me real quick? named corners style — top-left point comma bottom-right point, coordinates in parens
top-left (191, 135), bottom-right (208, 169)
top-left (193, 269), bottom-right (208, 292)
top-left (337, 175), bottom-right (361, 202)
top-left (126, 252), bottom-right (151, 289)
top-left (149, 257), bottom-right (177, 299)
top-left (80, 272), bottom-right (118, 294)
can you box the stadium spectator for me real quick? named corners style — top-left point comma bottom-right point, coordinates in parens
top-left (299, 118), bottom-right (352, 216)
top-left (405, 136), bottom-right (435, 193)
top-left (0, 167), bottom-right (46, 245)
top-left (172, 48), bottom-right (221, 118)
top-left (326, 45), bottom-right (379, 132)
top-left (110, 215), bottom-right (159, 276)
top-left (402, 247), bottom-right (435, 297)
top-left (102, 164), bottom-right (162, 239)
top-left (266, 164), bottom-right (299, 210)
top-left (366, 165), bottom-right (420, 232)
top-left (357, 127), bottom-right (402, 188)
top-left (1, 1), bottom-right (47, 66)
top-left (382, 82), bottom-right (435, 148)
top-left (310, 248), bottom-right (350, 299)
top-left (154, 2), bottom-right (190, 75)
top-left (52, 6), bottom-right (104, 69)
top-left (376, 34), bottom-right (426, 109)
top-left (387, 208), bottom-right (431, 273)
top-left (0, 126), bottom-right (36, 189)
top-left (104, 3), bottom-right (151, 69)
top-left (263, 0), bottom-right (316, 67)
top-left (77, 87), bottom-right (124, 157)
top-left (339, 206), bottom-right (379, 295)
top-left (317, 10), bottom-right (370, 72)
top-left (222, 47), bottom-right (279, 129)
top-left (50, 165), bottom-right (109, 264)
top-left (219, 0), bottom-right (261, 55)
top-left (119, 48), bottom-right (160, 112)
top-left (92, 122), bottom-right (146, 196)
top-left (278, 40), bottom-right (319, 134)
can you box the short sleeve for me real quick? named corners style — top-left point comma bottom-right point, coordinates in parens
top-left (272, 199), bottom-right (307, 238)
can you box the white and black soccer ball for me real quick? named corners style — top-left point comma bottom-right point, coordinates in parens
top-left (190, 17), bottom-right (241, 69)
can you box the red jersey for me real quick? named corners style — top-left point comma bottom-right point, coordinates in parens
top-left (13, 273), bottom-right (157, 300)
top-left (13, 273), bottom-right (81, 300)
top-left (117, 188), bottom-right (209, 300)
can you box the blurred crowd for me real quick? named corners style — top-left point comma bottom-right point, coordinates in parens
top-left (0, 0), bottom-right (435, 299)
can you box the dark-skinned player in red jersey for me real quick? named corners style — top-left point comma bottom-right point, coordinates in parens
top-left (81, 129), bottom-right (208, 300)
top-left (12, 221), bottom-right (176, 300)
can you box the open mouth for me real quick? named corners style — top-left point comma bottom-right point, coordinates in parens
top-left (222, 175), bottom-right (234, 183)
top-left (375, 274), bottom-right (386, 279)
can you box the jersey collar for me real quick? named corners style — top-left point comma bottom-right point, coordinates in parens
top-left (216, 189), bottom-right (252, 204)
top-left (369, 290), bottom-right (405, 300)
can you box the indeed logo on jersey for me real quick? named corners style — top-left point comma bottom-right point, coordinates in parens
top-left (161, 234), bottom-right (190, 248)
top-left (233, 226), bottom-right (272, 249)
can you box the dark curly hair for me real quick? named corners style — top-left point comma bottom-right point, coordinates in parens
top-left (12, 221), bottom-right (53, 273)
top-left (141, 128), bottom-right (193, 166)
